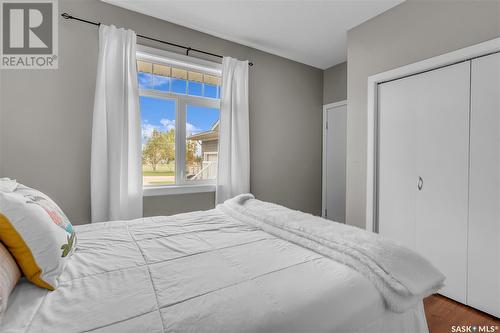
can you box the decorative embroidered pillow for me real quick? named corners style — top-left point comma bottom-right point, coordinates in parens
top-left (0, 184), bottom-right (76, 290)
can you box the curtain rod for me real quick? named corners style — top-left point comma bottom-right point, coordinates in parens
top-left (61, 13), bottom-right (253, 67)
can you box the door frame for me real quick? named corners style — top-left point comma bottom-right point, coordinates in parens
top-left (322, 100), bottom-right (347, 219)
top-left (366, 37), bottom-right (500, 232)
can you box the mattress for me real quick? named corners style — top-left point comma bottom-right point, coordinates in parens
top-left (1, 207), bottom-right (428, 333)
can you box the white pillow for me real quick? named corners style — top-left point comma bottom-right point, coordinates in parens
top-left (0, 179), bottom-right (17, 193)
top-left (0, 184), bottom-right (76, 290)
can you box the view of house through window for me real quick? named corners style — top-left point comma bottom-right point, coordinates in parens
top-left (137, 54), bottom-right (221, 187)
top-left (186, 105), bottom-right (220, 181)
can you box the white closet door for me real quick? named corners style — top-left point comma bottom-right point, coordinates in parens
top-left (414, 62), bottom-right (470, 303)
top-left (468, 52), bottom-right (500, 317)
top-left (378, 62), bottom-right (470, 303)
top-left (378, 78), bottom-right (417, 249)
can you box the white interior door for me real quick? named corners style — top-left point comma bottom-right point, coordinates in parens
top-left (323, 103), bottom-right (346, 223)
top-left (378, 62), bottom-right (470, 303)
top-left (468, 52), bottom-right (500, 317)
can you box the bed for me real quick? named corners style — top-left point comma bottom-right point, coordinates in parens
top-left (0, 195), bottom-right (438, 333)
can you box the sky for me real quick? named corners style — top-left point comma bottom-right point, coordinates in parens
top-left (140, 96), bottom-right (220, 143)
top-left (138, 72), bottom-right (219, 99)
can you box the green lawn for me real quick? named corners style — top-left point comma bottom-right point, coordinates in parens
top-left (142, 163), bottom-right (175, 185)
top-left (143, 171), bottom-right (175, 176)
top-left (147, 180), bottom-right (175, 185)
top-left (142, 163), bottom-right (175, 176)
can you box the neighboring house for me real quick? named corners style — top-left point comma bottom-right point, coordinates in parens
top-left (187, 121), bottom-right (219, 180)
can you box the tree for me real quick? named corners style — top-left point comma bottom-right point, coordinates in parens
top-left (164, 129), bottom-right (175, 163)
top-left (186, 139), bottom-right (202, 168)
top-left (142, 129), bottom-right (175, 171)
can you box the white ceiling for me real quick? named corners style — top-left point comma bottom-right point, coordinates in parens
top-left (103, 0), bottom-right (404, 69)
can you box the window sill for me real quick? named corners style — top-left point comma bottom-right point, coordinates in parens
top-left (143, 184), bottom-right (216, 197)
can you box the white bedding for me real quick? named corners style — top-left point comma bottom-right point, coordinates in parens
top-left (222, 194), bottom-right (444, 312)
top-left (1, 200), bottom-right (429, 333)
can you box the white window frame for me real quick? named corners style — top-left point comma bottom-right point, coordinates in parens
top-left (137, 45), bottom-right (222, 196)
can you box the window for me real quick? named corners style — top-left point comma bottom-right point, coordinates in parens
top-left (137, 48), bottom-right (221, 193)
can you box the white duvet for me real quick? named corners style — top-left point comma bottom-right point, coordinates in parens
top-left (221, 194), bottom-right (444, 312)
top-left (1, 196), bottom-right (433, 333)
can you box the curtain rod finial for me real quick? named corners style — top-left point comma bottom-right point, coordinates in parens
top-left (61, 13), bottom-right (71, 19)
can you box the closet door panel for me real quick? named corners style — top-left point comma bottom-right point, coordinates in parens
top-left (378, 62), bottom-right (470, 303)
top-left (468, 52), bottom-right (500, 317)
top-left (378, 80), bottom-right (417, 250)
top-left (414, 62), bottom-right (470, 303)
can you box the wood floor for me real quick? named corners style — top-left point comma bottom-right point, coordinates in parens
top-left (424, 294), bottom-right (500, 333)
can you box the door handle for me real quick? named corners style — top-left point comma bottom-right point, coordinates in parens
top-left (417, 177), bottom-right (423, 191)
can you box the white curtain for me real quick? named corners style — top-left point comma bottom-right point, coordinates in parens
top-left (91, 25), bottom-right (142, 222)
top-left (216, 57), bottom-right (250, 204)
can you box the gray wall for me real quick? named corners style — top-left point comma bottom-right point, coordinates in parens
top-left (0, 0), bottom-right (323, 224)
top-left (346, 0), bottom-right (500, 229)
top-left (323, 61), bottom-right (347, 104)
top-left (143, 192), bottom-right (215, 218)
top-left (0, 72), bottom-right (2, 177)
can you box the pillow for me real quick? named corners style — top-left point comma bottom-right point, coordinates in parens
top-left (0, 184), bottom-right (76, 290)
top-left (0, 241), bottom-right (21, 317)
top-left (0, 178), bottom-right (17, 193)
